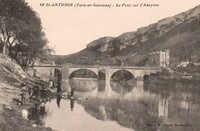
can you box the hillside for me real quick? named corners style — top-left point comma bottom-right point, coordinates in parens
top-left (0, 54), bottom-right (52, 131)
top-left (55, 5), bottom-right (200, 67)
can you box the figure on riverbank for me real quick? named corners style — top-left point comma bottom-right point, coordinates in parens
top-left (40, 88), bottom-right (47, 101)
top-left (49, 80), bottom-right (54, 88)
top-left (28, 86), bottom-right (32, 96)
top-left (70, 86), bottom-right (75, 98)
top-left (20, 83), bottom-right (29, 105)
top-left (57, 83), bottom-right (61, 93)
top-left (28, 104), bottom-right (40, 121)
top-left (56, 71), bottom-right (62, 93)
top-left (70, 98), bottom-right (75, 111)
top-left (39, 102), bottom-right (46, 117)
top-left (29, 85), bottom-right (39, 100)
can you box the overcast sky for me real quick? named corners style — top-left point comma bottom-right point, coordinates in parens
top-left (26, 0), bottom-right (200, 55)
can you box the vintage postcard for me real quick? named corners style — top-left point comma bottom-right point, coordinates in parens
top-left (0, 0), bottom-right (200, 131)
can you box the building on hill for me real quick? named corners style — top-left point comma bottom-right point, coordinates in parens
top-left (146, 50), bottom-right (169, 68)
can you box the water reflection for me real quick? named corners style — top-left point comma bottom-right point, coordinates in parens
top-left (69, 78), bottom-right (98, 92)
top-left (43, 99), bottom-right (134, 131)
top-left (28, 78), bottom-right (200, 131)
top-left (56, 95), bottom-right (62, 108)
top-left (70, 99), bottom-right (75, 111)
top-left (110, 70), bottom-right (137, 94)
top-left (55, 92), bottom-right (76, 111)
top-left (158, 98), bottom-right (168, 118)
top-left (75, 78), bottom-right (200, 131)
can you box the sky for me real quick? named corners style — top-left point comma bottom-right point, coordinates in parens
top-left (26, 0), bottom-right (200, 55)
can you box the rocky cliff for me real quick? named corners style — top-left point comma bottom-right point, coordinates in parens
top-left (86, 5), bottom-right (200, 52)
top-left (86, 37), bottom-right (115, 52)
top-left (55, 5), bottom-right (200, 67)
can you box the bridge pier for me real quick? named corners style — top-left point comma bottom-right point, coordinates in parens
top-left (137, 76), bottom-right (144, 90)
top-left (158, 98), bottom-right (168, 118)
top-left (104, 67), bottom-right (113, 97)
top-left (104, 67), bottom-right (111, 97)
top-left (123, 76), bottom-right (144, 99)
top-left (61, 66), bottom-right (70, 92)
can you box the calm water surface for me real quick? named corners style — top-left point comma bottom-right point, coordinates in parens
top-left (43, 99), bottom-right (134, 131)
top-left (36, 78), bottom-right (200, 131)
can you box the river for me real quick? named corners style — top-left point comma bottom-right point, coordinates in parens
top-left (31, 78), bottom-right (200, 131)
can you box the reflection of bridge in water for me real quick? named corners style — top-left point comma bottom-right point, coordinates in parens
top-left (61, 65), bottom-right (161, 97)
top-left (29, 64), bottom-right (161, 97)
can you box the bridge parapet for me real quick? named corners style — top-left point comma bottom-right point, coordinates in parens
top-left (64, 64), bottom-right (161, 71)
top-left (30, 65), bottom-right (62, 68)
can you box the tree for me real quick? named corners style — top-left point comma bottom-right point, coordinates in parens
top-left (0, 0), bottom-right (52, 69)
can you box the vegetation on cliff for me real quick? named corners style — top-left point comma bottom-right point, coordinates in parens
top-left (55, 5), bottom-right (200, 69)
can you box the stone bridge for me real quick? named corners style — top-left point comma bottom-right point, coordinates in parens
top-left (29, 64), bottom-right (161, 97)
top-left (62, 65), bottom-right (160, 77)
top-left (61, 65), bottom-right (161, 97)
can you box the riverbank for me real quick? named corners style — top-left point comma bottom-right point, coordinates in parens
top-left (0, 82), bottom-right (54, 131)
top-left (0, 55), bottom-right (54, 131)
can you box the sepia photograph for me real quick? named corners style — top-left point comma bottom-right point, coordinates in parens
top-left (0, 0), bottom-right (200, 131)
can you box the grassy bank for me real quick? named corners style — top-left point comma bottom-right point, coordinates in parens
top-left (0, 104), bottom-right (52, 131)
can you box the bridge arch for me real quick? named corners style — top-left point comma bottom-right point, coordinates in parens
top-left (68, 68), bottom-right (98, 92)
top-left (110, 69), bottom-right (136, 80)
top-left (109, 68), bottom-right (147, 79)
top-left (110, 69), bottom-right (137, 94)
top-left (143, 74), bottom-right (150, 81)
top-left (69, 68), bottom-right (98, 78)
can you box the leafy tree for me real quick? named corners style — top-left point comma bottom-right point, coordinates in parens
top-left (0, 0), bottom-right (52, 69)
